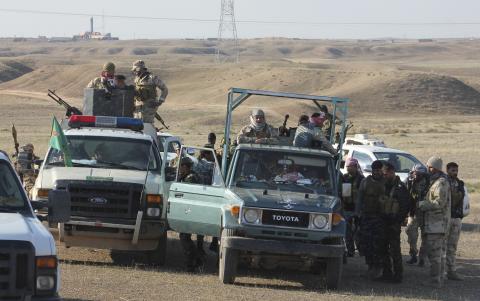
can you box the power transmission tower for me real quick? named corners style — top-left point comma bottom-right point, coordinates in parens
top-left (215, 0), bottom-right (239, 63)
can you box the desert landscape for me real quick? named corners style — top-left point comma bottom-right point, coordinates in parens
top-left (0, 38), bottom-right (479, 300)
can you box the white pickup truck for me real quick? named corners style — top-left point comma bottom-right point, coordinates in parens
top-left (0, 152), bottom-right (60, 300)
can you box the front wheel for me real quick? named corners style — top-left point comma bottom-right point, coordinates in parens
top-left (326, 257), bottom-right (343, 290)
top-left (219, 229), bottom-right (239, 284)
top-left (146, 231), bottom-right (167, 266)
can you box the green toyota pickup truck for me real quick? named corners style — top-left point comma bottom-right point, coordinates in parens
top-left (164, 88), bottom-right (351, 289)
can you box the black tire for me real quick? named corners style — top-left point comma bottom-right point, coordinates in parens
top-left (219, 229), bottom-right (239, 284)
top-left (146, 231), bottom-right (168, 266)
top-left (110, 250), bottom-right (134, 265)
top-left (326, 257), bottom-right (343, 290)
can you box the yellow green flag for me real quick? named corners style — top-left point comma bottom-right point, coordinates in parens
top-left (49, 117), bottom-right (73, 167)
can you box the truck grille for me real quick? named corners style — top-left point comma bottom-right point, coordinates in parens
top-left (0, 241), bottom-right (35, 300)
top-left (261, 209), bottom-right (310, 229)
top-left (61, 180), bottom-right (143, 219)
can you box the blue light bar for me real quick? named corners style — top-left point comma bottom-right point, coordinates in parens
top-left (69, 115), bottom-right (144, 131)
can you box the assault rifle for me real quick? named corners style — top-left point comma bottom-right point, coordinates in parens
top-left (278, 114), bottom-right (290, 137)
top-left (47, 89), bottom-right (83, 117)
top-left (11, 124), bottom-right (19, 156)
top-left (155, 113), bottom-right (169, 130)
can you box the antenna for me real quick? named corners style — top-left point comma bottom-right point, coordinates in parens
top-left (215, 0), bottom-right (239, 63)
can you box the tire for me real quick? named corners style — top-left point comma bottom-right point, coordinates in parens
top-left (146, 231), bottom-right (168, 266)
top-left (110, 250), bottom-right (134, 265)
top-left (219, 228), bottom-right (239, 284)
top-left (326, 257), bottom-right (343, 290)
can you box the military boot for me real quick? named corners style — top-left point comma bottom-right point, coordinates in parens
top-left (447, 271), bottom-right (463, 281)
top-left (406, 254), bottom-right (417, 265)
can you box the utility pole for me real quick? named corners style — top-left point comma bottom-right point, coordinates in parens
top-left (215, 0), bottom-right (239, 63)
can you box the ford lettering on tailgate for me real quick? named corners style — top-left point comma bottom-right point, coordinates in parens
top-left (262, 210), bottom-right (309, 228)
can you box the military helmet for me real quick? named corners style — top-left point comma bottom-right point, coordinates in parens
top-left (103, 62), bottom-right (116, 73)
top-left (180, 156), bottom-right (193, 167)
top-left (132, 60), bottom-right (146, 72)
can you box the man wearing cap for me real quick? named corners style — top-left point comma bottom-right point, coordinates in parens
top-left (237, 109), bottom-right (278, 145)
top-left (342, 157), bottom-right (364, 257)
top-left (405, 164), bottom-right (430, 266)
top-left (131, 60), bottom-right (168, 123)
top-left (419, 156), bottom-right (451, 288)
top-left (356, 160), bottom-right (386, 280)
top-left (381, 162), bottom-right (410, 283)
top-left (87, 62), bottom-right (116, 91)
top-left (293, 115), bottom-right (336, 155)
top-left (177, 157), bottom-right (203, 272)
top-left (445, 162), bottom-right (465, 281)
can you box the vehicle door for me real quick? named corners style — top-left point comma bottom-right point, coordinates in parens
top-left (161, 136), bottom-right (182, 183)
top-left (167, 146), bottom-right (225, 237)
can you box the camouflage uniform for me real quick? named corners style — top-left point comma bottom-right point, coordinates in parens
top-left (382, 175), bottom-right (410, 282)
top-left (293, 123), bottom-right (337, 154)
top-left (419, 172), bottom-right (451, 286)
top-left (132, 60), bottom-right (168, 123)
top-left (446, 176), bottom-right (465, 278)
top-left (86, 62), bottom-right (115, 91)
top-left (237, 124), bottom-right (278, 144)
top-left (14, 144), bottom-right (39, 198)
top-left (342, 172), bottom-right (364, 256)
top-left (356, 175), bottom-right (386, 275)
top-left (405, 176), bottom-right (430, 262)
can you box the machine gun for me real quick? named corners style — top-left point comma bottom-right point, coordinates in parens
top-left (155, 113), bottom-right (169, 130)
top-left (278, 114), bottom-right (290, 137)
top-left (47, 89), bottom-right (83, 117)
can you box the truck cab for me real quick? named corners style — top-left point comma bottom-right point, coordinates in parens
top-left (0, 152), bottom-right (60, 300)
top-left (165, 88), bottom-right (351, 289)
top-left (31, 115), bottom-right (170, 264)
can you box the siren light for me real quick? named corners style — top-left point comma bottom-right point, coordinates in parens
top-left (68, 115), bottom-right (144, 131)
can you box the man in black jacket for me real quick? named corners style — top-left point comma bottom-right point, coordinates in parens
top-left (381, 162), bottom-right (411, 283)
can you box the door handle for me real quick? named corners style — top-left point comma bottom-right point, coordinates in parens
top-left (175, 193), bottom-right (184, 198)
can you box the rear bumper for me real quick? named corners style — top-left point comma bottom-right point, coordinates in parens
top-left (222, 236), bottom-right (344, 258)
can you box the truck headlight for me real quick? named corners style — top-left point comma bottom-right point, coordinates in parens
top-left (37, 276), bottom-right (55, 290)
top-left (312, 214), bottom-right (329, 229)
top-left (243, 208), bottom-right (261, 224)
top-left (147, 208), bottom-right (161, 217)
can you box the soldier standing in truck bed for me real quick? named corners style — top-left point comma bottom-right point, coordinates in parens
top-left (87, 62), bottom-right (116, 91)
top-left (13, 144), bottom-right (39, 198)
top-left (131, 60), bottom-right (168, 123)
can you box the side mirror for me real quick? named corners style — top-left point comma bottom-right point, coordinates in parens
top-left (342, 183), bottom-right (352, 198)
top-left (47, 190), bottom-right (71, 223)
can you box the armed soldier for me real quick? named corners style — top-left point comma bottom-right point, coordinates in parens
top-left (237, 109), bottom-right (278, 145)
top-left (356, 160), bottom-right (386, 280)
top-left (13, 144), bottom-right (39, 198)
top-left (342, 157), bottom-right (364, 257)
top-left (445, 162), bottom-right (465, 281)
top-left (177, 157), bottom-right (203, 272)
top-left (381, 162), bottom-right (410, 283)
top-left (87, 62), bottom-right (116, 91)
top-left (419, 156), bottom-right (451, 288)
top-left (293, 115), bottom-right (336, 154)
top-left (405, 164), bottom-right (429, 266)
top-left (131, 60), bottom-right (169, 123)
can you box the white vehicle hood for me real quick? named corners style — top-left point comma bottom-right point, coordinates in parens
top-left (0, 213), bottom-right (55, 256)
top-left (40, 167), bottom-right (161, 191)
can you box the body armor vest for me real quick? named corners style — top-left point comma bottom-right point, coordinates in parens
top-left (363, 176), bottom-right (385, 215)
top-left (134, 74), bottom-right (157, 102)
top-left (16, 151), bottom-right (34, 173)
top-left (451, 182), bottom-right (463, 208)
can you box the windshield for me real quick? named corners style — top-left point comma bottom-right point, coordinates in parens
top-left (158, 136), bottom-right (178, 153)
top-left (0, 161), bottom-right (27, 210)
top-left (374, 152), bottom-right (422, 173)
top-left (231, 149), bottom-right (335, 195)
top-left (46, 136), bottom-right (160, 171)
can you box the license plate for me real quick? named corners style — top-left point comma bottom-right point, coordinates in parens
top-left (262, 210), bottom-right (309, 228)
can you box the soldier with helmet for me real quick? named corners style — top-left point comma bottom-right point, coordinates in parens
top-left (237, 109), bottom-right (278, 145)
top-left (405, 164), bottom-right (430, 266)
top-left (87, 62), bottom-right (116, 91)
top-left (131, 60), bottom-right (169, 123)
top-left (14, 143), bottom-right (39, 198)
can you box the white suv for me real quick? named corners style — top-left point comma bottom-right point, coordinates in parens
top-left (340, 145), bottom-right (424, 181)
top-left (0, 152), bottom-right (60, 300)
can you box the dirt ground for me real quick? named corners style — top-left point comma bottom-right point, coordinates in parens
top-left (0, 38), bottom-right (479, 300)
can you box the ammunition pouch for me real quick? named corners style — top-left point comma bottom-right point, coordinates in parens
top-left (135, 84), bottom-right (157, 102)
top-left (382, 196), bottom-right (400, 215)
top-left (451, 190), bottom-right (463, 209)
top-left (16, 151), bottom-right (33, 173)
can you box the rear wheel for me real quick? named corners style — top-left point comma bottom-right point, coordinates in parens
top-left (146, 231), bottom-right (168, 266)
top-left (219, 229), bottom-right (239, 284)
top-left (110, 250), bottom-right (134, 265)
top-left (326, 257), bottom-right (343, 290)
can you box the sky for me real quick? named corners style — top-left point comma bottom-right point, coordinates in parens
top-left (1, 0), bottom-right (480, 39)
